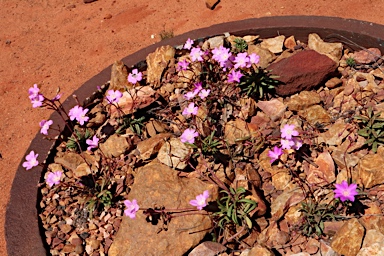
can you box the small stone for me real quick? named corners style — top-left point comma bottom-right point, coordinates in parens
top-left (99, 134), bottom-right (131, 158)
top-left (157, 138), bottom-right (192, 170)
top-left (308, 33), bottom-right (343, 63)
top-left (270, 188), bottom-right (305, 221)
top-left (306, 151), bottom-right (336, 186)
top-left (298, 105), bottom-right (331, 126)
top-left (109, 60), bottom-right (129, 91)
top-left (325, 77), bottom-right (343, 89)
top-left (146, 45), bottom-right (175, 87)
top-left (201, 36), bottom-right (224, 50)
top-left (224, 119), bottom-right (258, 145)
top-left (104, 13), bottom-right (112, 19)
top-left (137, 133), bottom-right (172, 160)
top-left (84, 0), bottom-right (97, 3)
top-left (260, 35), bottom-right (285, 54)
top-left (247, 44), bottom-right (275, 69)
top-left (286, 90), bottom-right (321, 111)
top-left (257, 98), bottom-right (286, 121)
top-left (205, 0), bottom-right (220, 10)
top-left (188, 241), bottom-right (226, 256)
top-left (352, 48), bottom-right (381, 64)
top-left (62, 244), bottom-right (76, 253)
top-left (284, 35), bottom-right (297, 50)
top-left (246, 244), bottom-right (274, 256)
top-left (59, 224), bottom-right (72, 234)
top-left (359, 153), bottom-right (384, 188)
top-left (331, 218), bottom-right (365, 256)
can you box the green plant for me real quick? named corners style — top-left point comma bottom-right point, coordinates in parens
top-left (354, 107), bottom-right (384, 153)
top-left (85, 177), bottom-right (113, 219)
top-left (116, 115), bottom-right (145, 135)
top-left (346, 56), bottom-right (356, 67)
top-left (233, 38), bottom-right (248, 53)
top-left (202, 130), bottom-right (222, 154)
top-left (66, 128), bottom-right (92, 151)
top-left (213, 187), bottom-right (257, 231)
top-left (239, 66), bottom-right (279, 99)
top-left (300, 199), bottom-right (335, 237)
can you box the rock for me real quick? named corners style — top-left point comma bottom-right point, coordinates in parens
top-left (257, 98), bottom-right (286, 121)
top-left (54, 152), bottom-right (86, 172)
top-left (205, 0), bottom-right (220, 10)
top-left (317, 119), bottom-right (349, 146)
top-left (330, 218), bottom-right (365, 256)
top-left (357, 243), bottom-right (384, 256)
top-left (305, 151), bottom-right (336, 186)
top-left (86, 104), bottom-right (106, 127)
top-left (259, 149), bottom-right (291, 190)
top-left (298, 105), bottom-right (331, 126)
top-left (352, 48), bottom-right (381, 64)
top-left (248, 44), bottom-right (275, 69)
top-left (269, 50), bottom-right (337, 96)
top-left (109, 86), bottom-right (158, 118)
top-left (202, 36), bottom-right (225, 50)
top-left (237, 97), bottom-right (257, 120)
top-left (137, 133), bottom-right (173, 160)
top-left (99, 134), bottom-right (131, 158)
top-left (176, 56), bottom-right (202, 88)
top-left (308, 33), bottom-right (343, 63)
top-left (224, 119), bottom-right (259, 145)
top-left (83, 0), bottom-right (97, 3)
top-left (356, 229), bottom-right (384, 255)
top-left (358, 153), bottom-right (384, 188)
top-left (109, 60), bottom-right (129, 91)
top-left (285, 204), bottom-right (303, 225)
top-left (245, 244), bottom-right (274, 256)
top-left (157, 138), bottom-right (192, 170)
top-left (74, 162), bottom-right (91, 177)
top-left (325, 77), bottom-right (343, 89)
top-left (109, 161), bottom-right (218, 256)
top-left (146, 45), bottom-right (175, 86)
top-left (260, 35), bottom-right (285, 54)
top-left (188, 241), bottom-right (226, 256)
top-left (286, 90), bottom-right (321, 111)
top-left (284, 35), bottom-right (297, 50)
top-left (270, 188), bottom-right (305, 221)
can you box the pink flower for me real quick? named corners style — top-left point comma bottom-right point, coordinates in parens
top-left (198, 89), bottom-right (210, 99)
top-left (183, 38), bottom-right (194, 50)
top-left (69, 105), bottom-right (89, 125)
top-left (39, 120), bottom-right (53, 135)
top-left (46, 171), bottom-right (62, 187)
top-left (31, 94), bottom-right (44, 108)
top-left (124, 199), bottom-right (140, 219)
top-left (193, 82), bottom-right (202, 94)
top-left (183, 91), bottom-right (197, 100)
top-left (334, 180), bottom-right (358, 202)
top-left (22, 150), bottom-right (39, 170)
top-left (182, 102), bottom-right (198, 116)
top-left (51, 93), bottom-right (62, 102)
top-left (180, 128), bottom-right (199, 144)
top-left (128, 69), bottom-right (142, 84)
top-left (234, 52), bottom-right (250, 69)
top-left (249, 53), bottom-right (260, 65)
top-left (106, 89), bottom-right (123, 104)
top-left (292, 137), bottom-right (303, 150)
top-left (189, 190), bottom-right (209, 210)
top-left (281, 139), bottom-right (295, 150)
top-left (268, 146), bottom-right (282, 164)
top-left (177, 59), bottom-right (189, 71)
top-left (190, 47), bottom-right (204, 62)
top-left (227, 70), bottom-right (243, 83)
top-left (28, 84), bottom-right (40, 98)
top-left (212, 46), bottom-right (232, 66)
top-left (281, 124), bottom-right (299, 140)
top-left (86, 135), bottom-right (99, 151)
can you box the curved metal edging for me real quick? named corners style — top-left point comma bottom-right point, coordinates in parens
top-left (6, 16), bottom-right (384, 255)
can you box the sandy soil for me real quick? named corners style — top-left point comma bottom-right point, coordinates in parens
top-left (0, 0), bottom-right (382, 254)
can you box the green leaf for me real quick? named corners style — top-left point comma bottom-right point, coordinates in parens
top-left (245, 216), bottom-right (253, 229)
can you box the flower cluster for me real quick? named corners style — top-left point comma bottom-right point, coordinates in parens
top-left (268, 124), bottom-right (302, 163)
top-left (189, 190), bottom-right (210, 210)
top-left (69, 105), bottom-right (89, 126)
top-left (28, 84), bottom-right (44, 108)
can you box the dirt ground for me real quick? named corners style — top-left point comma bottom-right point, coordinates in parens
top-left (0, 0), bottom-right (382, 254)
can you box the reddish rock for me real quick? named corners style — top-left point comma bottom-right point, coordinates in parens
top-left (268, 50), bottom-right (337, 96)
top-left (352, 48), bottom-right (381, 64)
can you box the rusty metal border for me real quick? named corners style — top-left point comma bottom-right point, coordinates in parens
top-left (6, 16), bottom-right (384, 255)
